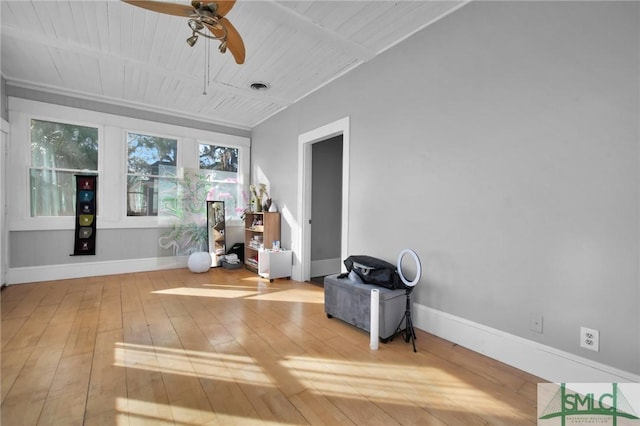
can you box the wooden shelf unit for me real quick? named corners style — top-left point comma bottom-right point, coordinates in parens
top-left (244, 212), bottom-right (281, 272)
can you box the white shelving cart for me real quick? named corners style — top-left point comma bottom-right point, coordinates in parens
top-left (258, 249), bottom-right (292, 282)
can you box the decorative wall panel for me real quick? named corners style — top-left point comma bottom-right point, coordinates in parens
top-left (73, 175), bottom-right (97, 255)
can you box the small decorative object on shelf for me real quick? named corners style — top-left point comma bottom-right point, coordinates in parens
top-left (249, 183), bottom-right (271, 213)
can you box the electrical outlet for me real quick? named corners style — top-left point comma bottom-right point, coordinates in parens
top-left (530, 313), bottom-right (543, 333)
top-left (580, 327), bottom-right (599, 352)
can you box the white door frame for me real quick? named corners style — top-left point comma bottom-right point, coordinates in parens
top-left (294, 117), bottom-right (350, 282)
top-left (1, 119), bottom-right (9, 286)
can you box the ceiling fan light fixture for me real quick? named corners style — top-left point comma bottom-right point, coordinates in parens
top-left (122, 0), bottom-right (246, 65)
top-left (189, 19), bottom-right (205, 32)
top-left (250, 82), bottom-right (270, 91)
top-left (187, 34), bottom-right (199, 47)
top-left (201, 16), bottom-right (222, 29)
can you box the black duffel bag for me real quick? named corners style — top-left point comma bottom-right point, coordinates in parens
top-left (342, 255), bottom-right (403, 289)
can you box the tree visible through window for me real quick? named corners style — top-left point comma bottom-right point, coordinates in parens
top-left (127, 132), bottom-right (178, 216)
top-left (30, 119), bottom-right (98, 216)
top-left (199, 144), bottom-right (238, 172)
top-left (199, 143), bottom-right (243, 219)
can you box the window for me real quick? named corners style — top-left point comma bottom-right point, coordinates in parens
top-left (126, 132), bottom-right (178, 216)
top-left (10, 99), bottom-right (250, 232)
top-left (199, 143), bottom-right (243, 220)
top-left (30, 119), bottom-right (99, 217)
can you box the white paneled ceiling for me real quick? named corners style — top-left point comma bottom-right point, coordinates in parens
top-left (1, 0), bottom-right (466, 129)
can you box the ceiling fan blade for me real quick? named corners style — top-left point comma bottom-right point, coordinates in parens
top-left (122, 1), bottom-right (195, 17)
top-left (205, 17), bottom-right (245, 64)
top-left (214, 0), bottom-right (236, 17)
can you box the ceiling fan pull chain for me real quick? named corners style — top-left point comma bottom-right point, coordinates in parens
top-left (203, 37), bottom-right (210, 95)
top-left (207, 37), bottom-right (212, 88)
top-left (202, 56), bottom-right (207, 95)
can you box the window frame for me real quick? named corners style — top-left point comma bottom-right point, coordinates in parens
top-left (8, 108), bottom-right (105, 231)
top-left (123, 129), bottom-right (182, 224)
top-left (29, 118), bottom-right (101, 218)
top-left (8, 97), bottom-right (250, 232)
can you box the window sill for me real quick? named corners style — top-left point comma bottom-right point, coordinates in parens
top-left (9, 217), bottom-right (245, 231)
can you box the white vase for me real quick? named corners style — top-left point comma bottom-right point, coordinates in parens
top-left (268, 202), bottom-right (277, 212)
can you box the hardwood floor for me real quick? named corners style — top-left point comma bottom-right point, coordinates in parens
top-left (1, 268), bottom-right (542, 425)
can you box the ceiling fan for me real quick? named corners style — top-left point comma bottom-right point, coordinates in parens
top-left (122, 0), bottom-right (245, 64)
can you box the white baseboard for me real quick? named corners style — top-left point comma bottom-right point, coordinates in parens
top-left (310, 257), bottom-right (341, 277)
top-left (6, 256), bottom-right (188, 285)
top-left (412, 303), bottom-right (639, 383)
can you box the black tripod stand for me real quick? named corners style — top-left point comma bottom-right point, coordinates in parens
top-left (391, 286), bottom-right (417, 352)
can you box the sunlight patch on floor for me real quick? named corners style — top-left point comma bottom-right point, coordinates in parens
top-left (112, 344), bottom-right (527, 423)
top-left (247, 288), bottom-right (324, 304)
top-left (241, 276), bottom-right (274, 285)
top-left (114, 342), bottom-right (272, 386)
top-left (151, 287), bottom-right (260, 298)
top-left (281, 356), bottom-right (526, 418)
top-left (202, 283), bottom-right (264, 290)
top-left (281, 355), bottom-right (421, 399)
top-left (117, 397), bottom-right (287, 425)
top-left (152, 281), bottom-right (323, 304)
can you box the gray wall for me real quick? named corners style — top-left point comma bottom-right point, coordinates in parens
top-left (311, 136), bottom-right (342, 261)
top-left (251, 1), bottom-right (639, 374)
top-left (9, 225), bottom-right (245, 268)
top-left (10, 229), bottom-right (174, 267)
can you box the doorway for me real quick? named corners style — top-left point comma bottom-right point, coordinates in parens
top-left (309, 136), bottom-right (343, 285)
top-left (295, 117), bottom-right (350, 283)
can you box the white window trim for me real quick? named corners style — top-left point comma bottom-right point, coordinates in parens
top-left (8, 97), bottom-right (250, 231)
top-left (8, 104), bottom-right (105, 231)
